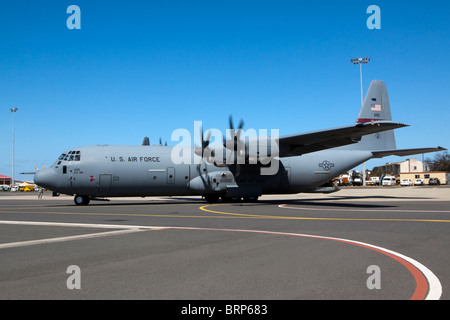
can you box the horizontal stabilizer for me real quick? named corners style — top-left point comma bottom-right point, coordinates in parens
top-left (371, 146), bottom-right (447, 158)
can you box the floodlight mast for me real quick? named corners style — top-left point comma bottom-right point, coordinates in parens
top-left (350, 57), bottom-right (370, 107)
top-left (350, 57), bottom-right (370, 186)
top-left (10, 107), bottom-right (18, 187)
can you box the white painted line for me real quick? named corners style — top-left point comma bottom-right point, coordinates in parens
top-left (0, 229), bottom-right (142, 249)
top-left (0, 220), bottom-right (167, 230)
top-left (0, 220), bottom-right (167, 250)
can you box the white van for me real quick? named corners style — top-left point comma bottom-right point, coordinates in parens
top-left (382, 176), bottom-right (397, 186)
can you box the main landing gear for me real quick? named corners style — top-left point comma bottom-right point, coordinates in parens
top-left (204, 195), bottom-right (259, 203)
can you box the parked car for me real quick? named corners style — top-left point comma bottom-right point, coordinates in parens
top-left (414, 179), bottom-right (424, 186)
top-left (429, 178), bottom-right (440, 186)
top-left (400, 179), bottom-right (413, 186)
top-left (382, 176), bottom-right (397, 186)
top-left (352, 177), bottom-right (362, 186)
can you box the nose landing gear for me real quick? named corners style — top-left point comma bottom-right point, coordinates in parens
top-left (74, 195), bottom-right (90, 206)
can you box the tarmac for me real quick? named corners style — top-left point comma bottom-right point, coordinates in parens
top-left (0, 186), bottom-right (449, 302)
top-left (2, 185), bottom-right (449, 201)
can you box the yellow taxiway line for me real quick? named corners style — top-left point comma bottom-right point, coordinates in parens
top-left (199, 204), bottom-right (450, 223)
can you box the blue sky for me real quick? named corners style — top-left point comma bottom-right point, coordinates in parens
top-left (1, 0), bottom-right (449, 179)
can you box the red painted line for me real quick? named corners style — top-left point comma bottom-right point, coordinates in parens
top-left (356, 118), bottom-right (382, 123)
top-left (325, 238), bottom-right (429, 300)
top-left (169, 226), bottom-right (435, 300)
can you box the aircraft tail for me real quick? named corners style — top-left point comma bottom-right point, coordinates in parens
top-left (352, 80), bottom-right (397, 150)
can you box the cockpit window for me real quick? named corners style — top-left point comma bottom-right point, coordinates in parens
top-left (58, 150), bottom-right (81, 161)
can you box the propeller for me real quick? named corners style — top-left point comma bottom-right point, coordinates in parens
top-left (227, 115), bottom-right (244, 151)
top-left (194, 122), bottom-right (213, 161)
top-left (194, 115), bottom-right (246, 173)
top-left (225, 115), bottom-right (246, 177)
top-left (195, 125), bottom-right (212, 189)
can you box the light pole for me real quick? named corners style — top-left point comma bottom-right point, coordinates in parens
top-left (350, 57), bottom-right (370, 185)
top-left (10, 107), bottom-right (18, 187)
top-left (350, 57), bottom-right (370, 107)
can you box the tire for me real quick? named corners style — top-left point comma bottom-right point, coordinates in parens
top-left (74, 195), bottom-right (90, 206)
top-left (230, 196), bottom-right (241, 202)
top-left (243, 196), bottom-right (259, 202)
top-left (204, 195), bottom-right (220, 203)
top-left (221, 196), bottom-right (240, 203)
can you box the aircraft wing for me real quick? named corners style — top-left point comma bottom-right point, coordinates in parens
top-left (371, 146), bottom-right (447, 158)
top-left (278, 121), bottom-right (408, 157)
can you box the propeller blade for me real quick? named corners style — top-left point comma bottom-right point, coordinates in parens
top-left (229, 115), bottom-right (244, 131)
top-left (204, 130), bottom-right (211, 149)
top-left (225, 115), bottom-right (246, 161)
top-left (237, 118), bottom-right (244, 131)
top-left (195, 122), bottom-right (214, 162)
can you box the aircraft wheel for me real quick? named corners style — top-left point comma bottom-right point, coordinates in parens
top-left (221, 196), bottom-right (241, 203)
top-left (74, 195), bottom-right (90, 206)
top-left (243, 196), bottom-right (259, 202)
top-left (204, 195), bottom-right (220, 203)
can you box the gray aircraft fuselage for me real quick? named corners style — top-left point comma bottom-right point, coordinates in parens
top-left (35, 145), bottom-right (371, 201)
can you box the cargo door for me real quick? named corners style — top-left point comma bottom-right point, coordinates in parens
top-left (99, 174), bottom-right (112, 195)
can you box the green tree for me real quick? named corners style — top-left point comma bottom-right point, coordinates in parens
top-left (426, 152), bottom-right (450, 172)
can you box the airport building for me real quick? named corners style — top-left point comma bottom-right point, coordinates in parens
top-left (400, 172), bottom-right (449, 185)
top-left (0, 174), bottom-right (12, 186)
top-left (372, 159), bottom-right (448, 185)
top-left (372, 158), bottom-right (425, 176)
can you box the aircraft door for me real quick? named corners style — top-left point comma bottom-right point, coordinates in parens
top-left (99, 174), bottom-right (112, 195)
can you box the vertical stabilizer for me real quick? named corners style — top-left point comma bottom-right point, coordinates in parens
top-left (356, 80), bottom-right (392, 123)
top-left (353, 80), bottom-right (397, 150)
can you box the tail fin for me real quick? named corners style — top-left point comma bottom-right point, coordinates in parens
top-left (353, 80), bottom-right (397, 150)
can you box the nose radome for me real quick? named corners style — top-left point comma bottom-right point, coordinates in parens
top-left (34, 167), bottom-right (58, 190)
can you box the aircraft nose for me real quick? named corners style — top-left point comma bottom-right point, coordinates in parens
top-left (34, 167), bottom-right (58, 190)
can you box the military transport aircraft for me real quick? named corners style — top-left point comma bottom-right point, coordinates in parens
top-left (34, 80), bottom-right (445, 205)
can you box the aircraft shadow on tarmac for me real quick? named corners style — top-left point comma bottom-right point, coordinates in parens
top-left (42, 197), bottom-right (205, 208)
top-left (41, 194), bottom-right (432, 209)
top-left (247, 194), bottom-right (435, 209)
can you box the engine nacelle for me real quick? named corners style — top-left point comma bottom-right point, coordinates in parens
top-left (188, 171), bottom-right (236, 193)
top-left (222, 135), bottom-right (280, 165)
